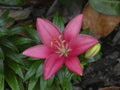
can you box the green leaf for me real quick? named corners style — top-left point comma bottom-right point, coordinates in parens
top-left (53, 12), bottom-right (64, 32)
top-left (47, 75), bottom-right (55, 88)
top-left (0, 59), bottom-right (4, 90)
top-left (0, 39), bottom-right (18, 52)
top-left (0, 48), bottom-right (4, 90)
top-left (0, 11), bottom-right (14, 27)
top-left (7, 26), bottom-right (24, 36)
top-left (17, 77), bottom-right (25, 90)
top-left (0, 0), bottom-right (25, 5)
top-left (58, 0), bottom-right (74, 8)
top-left (80, 28), bottom-right (91, 35)
top-left (57, 68), bottom-right (73, 90)
top-left (28, 76), bottom-right (39, 90)
top-left (10, 35), bottom-right (33, 45)
top-left (24, 61), bottom-right (41, 81)
top-left (35, 64), bottom-right (43, 78)
top-left (7, 60), bottom-right (24, 79)
top-left (1, 10), bottom-right (9, 18)
top-left (40, 76), bottom-right (47, 90)
top-left (22, 25), bottom-right (40, 44)
top-left (5, 68), bottom-right (20, 90)
top-left (0, 28), bottom-right (6, 37)
top-left (6, 52), bottom-right (24, 65)
top-left (89, 0), bottom-right (120, 16)
top-left (0, 47), bottom-right (4, 60)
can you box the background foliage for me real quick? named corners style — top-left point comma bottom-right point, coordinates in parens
top-left (89, 0), bottom-right (120, 16)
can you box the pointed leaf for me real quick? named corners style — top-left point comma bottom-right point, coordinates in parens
top-left (6, 53), bottom-right (24, 65)
top-left (24, 61), bottom-right (41, 81)
top-left (7, 60), bottom-right (24, 79)
top-left (1, 10), bottom-right (9, 18)
top-left (5, 69), bottom-right (20, 90)
top-left (1, 39), bottom-right (18, 52)
top-left (10, 35), bottom-right (33, 45)
top-left (40, 76), bottom-right (47, 90)
top-left (47, 75), bottom-right (55, 88)
top-left (28, 76), bottom-right (39, 90)
top-left (0, 11), bottom-right (14, 27)
top-left (7, 26), bottom-right (24, 36)
top-left (0, 47), bottom-right (4, 60)
top-left (35, 64), bottom-right (43, 78)
top-left (0, 48), bottom-right (4, 90)
top-left (0, 28), bottom-right (6, 37)
top-left (22, 25), bottom-right (40, 44)
top-left (0, 0), bottom-right (25, 5)
top-left (53, 12), bottom-right (64, 32)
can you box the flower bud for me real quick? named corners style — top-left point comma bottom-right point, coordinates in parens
top-left (85, 43), bottom-right (101, 58)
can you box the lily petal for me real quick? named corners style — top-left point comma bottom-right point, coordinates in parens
top-left (44, 54), bottom-right (64, 80)
top-left (65, 57), bottom-right (82, 75)
top-left (36, 18), bottom-right (61, 46)
top-left (23, 45), bottom-right (53, 59)
top-left (69, 34), bottom-right (98, 56)
top-left (64, 14), bottom-right (83, 43)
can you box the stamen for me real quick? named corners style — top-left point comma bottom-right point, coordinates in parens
top-left (51, 35), bottom-right (71, 57)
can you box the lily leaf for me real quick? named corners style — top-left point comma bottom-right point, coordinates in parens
top-left (7, 60), bottom-right (24, 79)
top-left (22, 25), bottom-right (40, 44)
top-left (0, 48), bottom-right (4, 90)
top-left (40, 76), bottom-right (47, 90)
top-left (89, 0), bottom-right (120, 16)
top-left (28, 76), bottom-right (38, 90)
top-left (0, 10), bottom-right (14, 27)
top-left (35, 64), bottom-right (43, 78)
top-left (24, 61), bottom-right (41, 81)
top-left (5, 68), bottom-right (20, 90)
top-left (0, 39), bottom-right (18, 52)
top-left (9, 35), bottom-right (33, 46)
top-left (6, 52), bottom-right (24, 65)
top-left (53, 12), bottom-right (64, 32)
top-left (0, 0), bottom-right (25, 6)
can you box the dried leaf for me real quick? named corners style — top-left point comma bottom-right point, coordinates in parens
top-left (83, 4), bottom-right (120, 37)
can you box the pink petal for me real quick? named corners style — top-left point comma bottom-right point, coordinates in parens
top-left (64, 14), bottom-right (83, 43)
top-left (23, 45), bottom-right (53, 59)
top-left (65, 57), bottom-right (82, 75)
top-left (36, 18), bottom-right (61, 46)
top-left (69, 34), bottom-right (98, 56)
top-left (44, 54), bottom-right (64, 80)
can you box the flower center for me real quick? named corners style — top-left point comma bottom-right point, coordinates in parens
top-left (51, 35), bottom-right (71, 57)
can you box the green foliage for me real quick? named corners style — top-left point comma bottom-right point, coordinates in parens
top-left (59, 0), bottom-right (74, 8)
top-left (53, 12), bottom-right (64, 32)
top-left (0, 11), bottom-right (102, 90)
top-left (0, 10), bottom-right (14, 27)
top-left (0, 11), bottom-right (38, 90)
top-left (89, 0), bottom-right (120, 16)
top-left (0, 0), bottom-right (25, 6)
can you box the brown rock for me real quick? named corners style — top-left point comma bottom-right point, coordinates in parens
top-left (83, 4), bottom-right (120, 37)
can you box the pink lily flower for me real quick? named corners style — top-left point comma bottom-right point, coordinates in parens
top-left (23, 14), bottom-right (98, 80)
